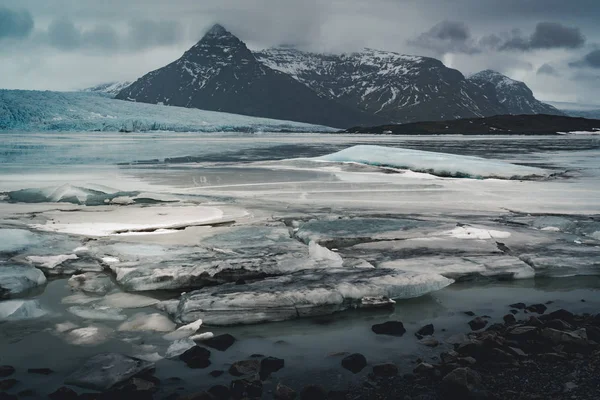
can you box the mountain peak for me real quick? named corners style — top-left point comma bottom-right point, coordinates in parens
top-left (204, 23), bottom-right (231, 38)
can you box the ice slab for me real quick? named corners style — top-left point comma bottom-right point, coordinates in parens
top-left (100, 293), bottom-right (160, 309)
top-left (68, 305), bottom-right (127, 321)
top-left (0, 265), bottom-right (46, 299)
top-left (163, 319), bottom-right (203, 341)
top-left (118, 313), bottom-right (176, 332)
top-left (173, 268), bottom-right (453, 325)
top-left (64, 352), bottom-right (155, 391)
top-left (30, 205), bottom-right (225, 237)
top-left (295, 218), bottom-right (441, 246)
top-left (312, 145), bottom-right (550, 179)
top-left (65, 326), bottom-right (112, 346)
top-left (0, 229), bottom-right (40, 253)
top-left (68, 273), bottom-right (115, 294)
top-left (165, 339), bottom-right (196, 358)
top-left (0, 300), bottom-right (47, 321)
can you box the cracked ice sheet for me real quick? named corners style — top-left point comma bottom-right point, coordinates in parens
top-left (86, 224), bottom-right (348, 292)
top-left (28, 205), bottom-right (231, 237)
top-left (172, 268), bottom-right (454, 326)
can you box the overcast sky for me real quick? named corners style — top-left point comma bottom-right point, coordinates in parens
top-left (1, 0), bottom-right (600, 104)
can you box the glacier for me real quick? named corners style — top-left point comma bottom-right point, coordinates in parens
top-left (312, 145), bottom-right (550, 179)
top-left (0, 90), bottom-right (336, 133)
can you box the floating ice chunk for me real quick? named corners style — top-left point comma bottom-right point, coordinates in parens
top-left (73, 246), bottom-right (90, 253)
top-left (102, 256), bottom-right (121, 264)
top-left (65, 326), bottom-right (112, 346)
top-left (65, 353), bottom-right (155, 391)
top-left (0, 265), bottom-right (46, 299)
top-left (62, 293), bottom-right (101, 305)
top-left (68, 305), bottom-right (127, 321)
top-left (134, 352), bottom-right (163, 362)
top-left (68, 273), bottom-right (115, 294)
top-left (173, 269), bottom-right (453, 325)
top-left (163, 319), bottom-right (203, 341)
top-left (0, 300), bottom-right (47, 321)
top-left (118, 313), bottom-right (176, 332)
top-left (55, 321), bottom-right (79, 333)
top-left (100, 293), bottom-right (159, 309)
top-left (155, 300), bottom-right (180, 315)
top-left (189, 332), bottom-right (214, 342)
top-left (379, 255), bottom-right (534, 280)
top-left (308, 241), bottom-right (343, 268)
top-left (0, 229), bottom-right (40, 253)
top-left (541, 227), bottom-right (561, 232)
top-left (26, 254), bottom-right (78, 270)
top-left (312, 145), bottom-right (549, 179)
top-left (110, 196), bottom-right (135, 205)
top-left (31, 205), bottom-right (225, 237)
top-left (444, 226), bottom-right (511, 240)
top-left (164, 339), bottom-right (196, 358)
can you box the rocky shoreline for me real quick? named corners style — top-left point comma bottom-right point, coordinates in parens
top-left (1, 301), bottom-right (599, 400)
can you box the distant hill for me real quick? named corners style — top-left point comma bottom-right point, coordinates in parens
top-left (346, 114), bottom-right (600, 135)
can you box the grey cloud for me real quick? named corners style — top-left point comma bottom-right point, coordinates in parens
top-left (408, 21), bottom-right (480, 55)
top-left (570, 49), bottom-right (600, 68)
top-left (127, 20), bottom-right (183, 50)
top-left (537, 63), bottom-right (559, 76)
top-left (0, 7), bottom-right (34, 39)
top-left (500, 22), bottom-right (585, 51)
top-left (43, 17), bottom-right (182, 52)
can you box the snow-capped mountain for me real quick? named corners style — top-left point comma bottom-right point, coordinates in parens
top-left (255, 48), bottom-right (506, 124)
top-left (468, 70), bottom-right (563, 116)
top-left (82, 81), bottom-right (131, 97)
top-left (116, 25), bottom-right (382, 128)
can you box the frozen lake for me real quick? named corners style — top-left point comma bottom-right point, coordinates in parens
top-left (1, 132), bottom-right (599, 396)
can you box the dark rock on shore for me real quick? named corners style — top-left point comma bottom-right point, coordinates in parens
top-left (526, 304), bottom-right (548, 314)
top-left (209, 370), bottom-right (224, 378)
top-left (299, 385), bottom-right (327, 400)
top-left (464, 311), bottom-right (476, 316)
top-left (442, 367), bottom-right (484, 397)
top-left (0, 368), bottom-right (14, 378)
top-left (0, 380), bottom-right (17, 391)
top-left (503, 314), bottom-right (516, 325)
top-left (229, 360), bottom-right (260, 377)
top-left (275, 383), bottom-right (297, 400)
top-left (341, 354), bottom-right (367, 374)
top-left (208, 384), bottom-right (230, 400)
top-left (416, 324), bottom-right (435, 338)
top-left (201, 334), bottom-right (236, 351)
top-left (230, 377), bottom-right (262, 399)
top-left (371, 321), bottom-right (406, 336)
top-left (509, 303), bottom-right (526, 309)
top-left (260, 356), bottom-right (285, 375)
top-left (468, 317), bottom-right (488, 331)
top-left (48, 387), bottom-right (78, 400)
top-left (179, 346), bottom-right (211, 369)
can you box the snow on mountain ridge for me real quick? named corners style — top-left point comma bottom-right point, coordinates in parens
top-left (256, 47), bottom-right (504, 124)
top-left (82, 82), bottom-right (132, 97)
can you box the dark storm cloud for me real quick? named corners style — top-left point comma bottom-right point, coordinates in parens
top-left (537, 63), bottom-right (559, 76)
top-left (500, 22), bottom-right (585, 51)
top-left (408, 21), bottom-right (480, 55)
top-left (47, 18), bottom-right (82, 50)
top-left (0, 7), bottom-right (34, 39)
top-left (570, 49), bottom-right (600, 69)
top-left (412, 20), bottom-right (587, 55)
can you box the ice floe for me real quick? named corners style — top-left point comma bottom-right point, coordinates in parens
top-left (65, 326), bottom-right (112, 346)
top-left (118, 313), bottom-right (176, 332)
top-left (163, 319), bottom-right (203, 341)
top-left (172, 269), bottom-right (453, 325)
top-left (312, 145), bottom-right (550, 179)
top-left (68, 273), bottom-right (115, 294)
top-left (0, 300), bottom-right (47, 321)
top-left (0, 265), bottom-right (46, 299)
top-left (100, 293), bottom-right (159, 309)
top-left (0, 229), bottom-right (40, 253)
top-left (68, 305), bottom-right (127, 321)
top-left (165, 338), bottom-right (196, 358)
